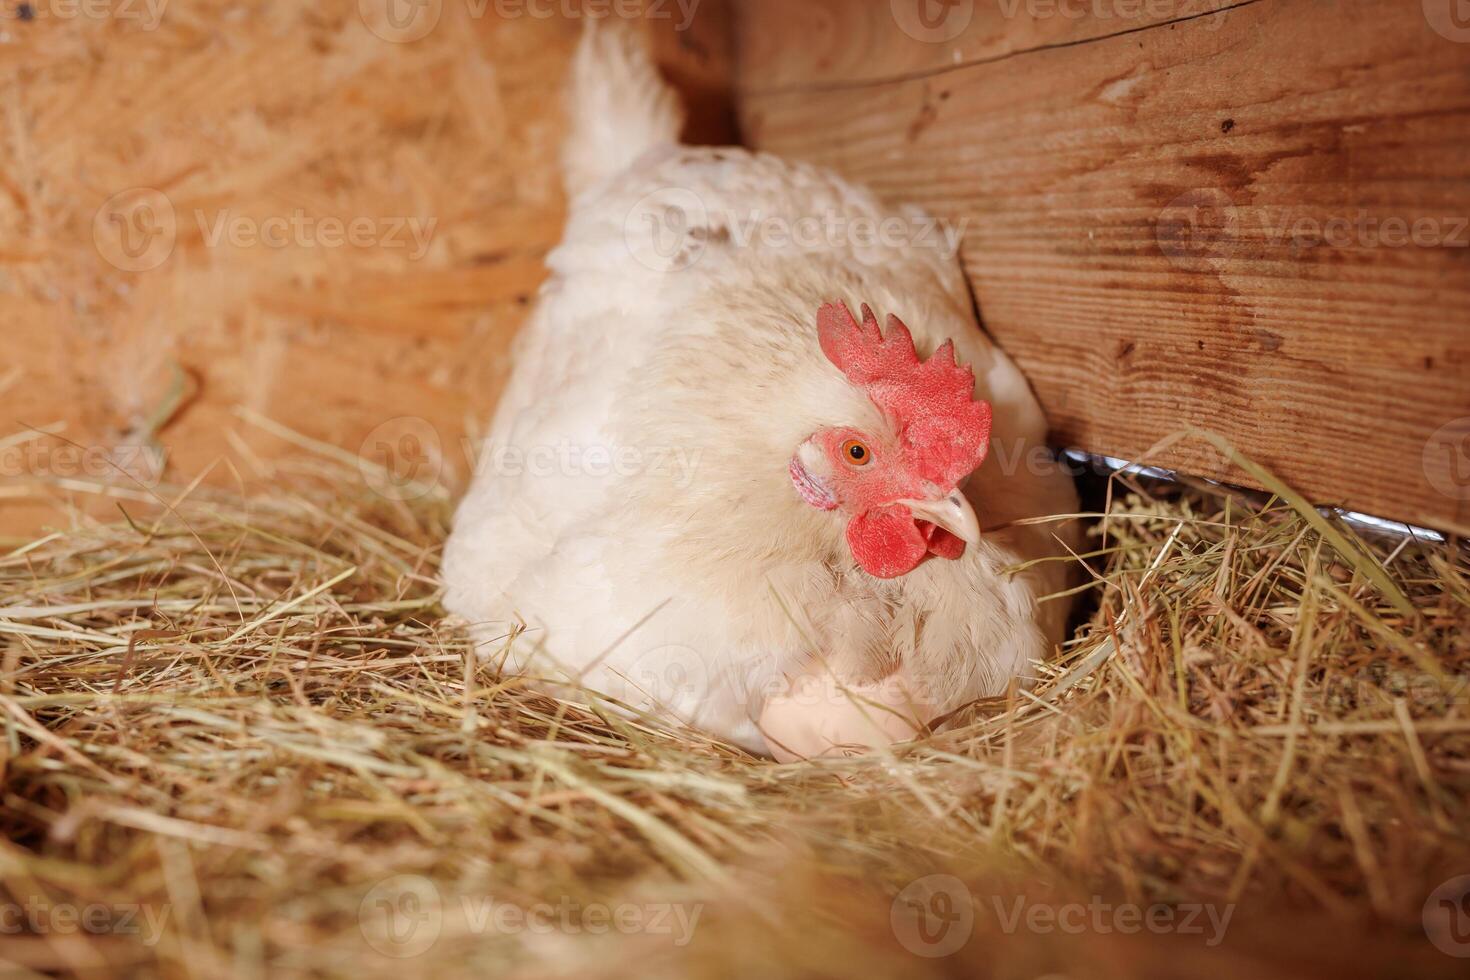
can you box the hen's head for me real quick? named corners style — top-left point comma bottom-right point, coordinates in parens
top-left (790, 301), bottom-right (992, 579)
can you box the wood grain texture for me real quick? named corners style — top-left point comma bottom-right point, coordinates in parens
top-left (0, 0), bottom-right (582, 537)
top-left (732, 0), bottom-right (1470, 533)
top-left (735, 0), bottom-right (1238, 92)
top-left (0, 1), bottom-right (740, 537)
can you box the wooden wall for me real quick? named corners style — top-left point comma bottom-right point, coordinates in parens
top-left (5, 1), bottom-right (1467, 538)
top-left (0, 1), bottom-right (580, 536)
top-left (728, 0), bottom-right (1470, 534)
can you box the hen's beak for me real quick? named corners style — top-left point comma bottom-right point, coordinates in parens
top-left (898, 489), bottom-right (980, 545)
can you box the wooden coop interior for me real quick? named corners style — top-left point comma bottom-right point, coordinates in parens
top-left (2, 0), bottom-right (1467, 537)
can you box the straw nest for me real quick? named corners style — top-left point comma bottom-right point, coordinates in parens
top-left (1, 448), bottom-right (1467, 979)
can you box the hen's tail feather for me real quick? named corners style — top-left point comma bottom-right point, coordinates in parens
top-left (562, 20), bottom-right (685, 196)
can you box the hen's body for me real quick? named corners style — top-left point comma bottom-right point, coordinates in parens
top-left (443, 26), bottom-right (1080, 754)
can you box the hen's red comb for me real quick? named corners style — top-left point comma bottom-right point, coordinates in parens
top-left (817, 301), bottom-right (992, 487)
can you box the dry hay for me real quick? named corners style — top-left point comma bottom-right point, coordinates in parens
top-left (6, 3), bottom-right (1467, 976)
top-left (1, 446), bottom-right (1468, 979)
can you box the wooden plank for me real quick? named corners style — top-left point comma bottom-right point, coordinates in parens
top-left (0, 6), bottom-right (584, 537)
top-left (731, 0), bottom-right (1470, 533)
top-left (732, 0), bottom-right (1241, 92)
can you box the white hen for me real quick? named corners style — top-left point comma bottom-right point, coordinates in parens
top-left (443, 23), bottom-right (1081, 758)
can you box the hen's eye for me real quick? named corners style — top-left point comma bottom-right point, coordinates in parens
top-left (841, 440), bottom-right (871, 466)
